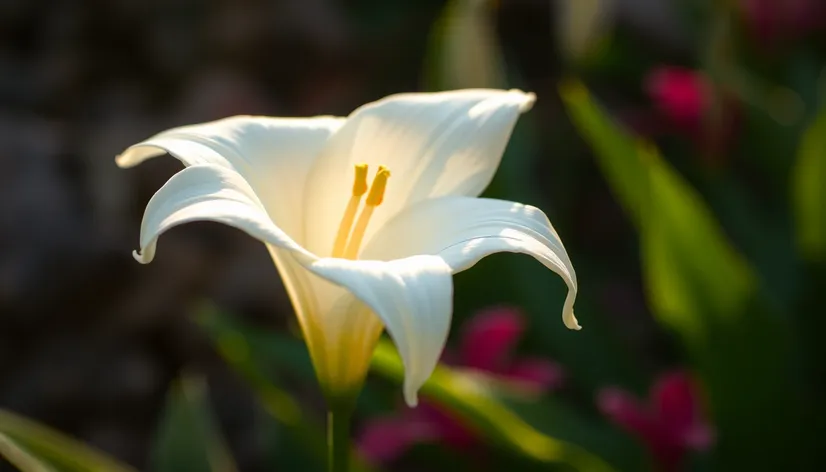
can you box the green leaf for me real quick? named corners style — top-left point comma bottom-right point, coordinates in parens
top-left (0, 410), bottom-right (138, 472)
top-left (792, 106), bottom-right (826, 261)
top-left (197, 307), bottom-right (625, 472)
top-left (558, 80), bottom-right (648, 226)
top-left (196, 306), bottom-right (374, 472)
top-left (487, 110), bottom-right (646, 394)
top-left (560, 80), bottom-right (811, 469)
top-left (371, 340), bottom-right (627, 472)
top-left (423, 0), bottom-right (506, 91)
top-left (150, 377), bottom-right (239, 472)
top-left (0, 432), bottom-right (58, 472)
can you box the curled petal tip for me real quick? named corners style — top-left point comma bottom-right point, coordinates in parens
top-left (114, 153), bottom-right (132, 168)
top-left (517, 91), bottom-right (537, 112)
top-left (132, 249), bottom-right (153, 264)
top-left (403, 385), bottom-right (420, 408)
top-left (564, 311), bottom-right (582, 331)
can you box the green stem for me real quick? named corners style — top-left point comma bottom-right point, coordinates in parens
top-left (327, 408), bottom-right (351, 472)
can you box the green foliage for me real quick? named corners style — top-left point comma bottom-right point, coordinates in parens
top-left (149, 377), bottom-right (238, 472)
top-left (792, 105), bottom-right (826, 262)
top-left (560, 80), bottom-right (814, 470)
top-left (0, 410), bottom-right (137, 472)
top-left (0, 433), bottom-right (58, 472)
top-left (371, 340), bottom-right (644, 472)
top-left (196, 307), bottom-right (335, 472)
top-left (197, 307), bottom-right (642, 472)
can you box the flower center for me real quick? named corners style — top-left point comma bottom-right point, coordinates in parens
top-left (331, 164), bottom-right (391, 259)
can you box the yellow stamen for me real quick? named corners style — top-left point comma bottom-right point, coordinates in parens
top-left (343, 167), bottom-right (390, 259)
top-left (351, 163), bottom-right (369, 197)
top-left (365, 166), bottom-right (391, 206)
top-left (331, 164), bottom-right (369, 258)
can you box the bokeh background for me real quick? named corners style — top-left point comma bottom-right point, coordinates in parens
top-left (1, 0), bottom-right (825, 471)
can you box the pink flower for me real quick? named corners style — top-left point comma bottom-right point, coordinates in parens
top-left (597, 371), bottom-right (714, 472)
top-left (644, 67), bottom-right (709, 132)
top-left (358, 307), bottom-right (564, 464)
top-left (456, 307), bottom-right (565, 391)
top-left (642, 66), bottom-right (739, 166)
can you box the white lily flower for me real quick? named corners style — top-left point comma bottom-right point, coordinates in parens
top-left (117, 89), bottom-right (579, 407)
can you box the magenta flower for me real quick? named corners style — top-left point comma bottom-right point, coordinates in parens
top-left (642, 66), bottom-right (740, 166)
top-left (644, 67), bottom-right (709, 133)
top-left (358, 306), bottom-right (564, 464)
top-left (597, 372), bottom-right (714, 472)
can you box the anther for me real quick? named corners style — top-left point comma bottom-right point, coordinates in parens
top-left (343, 166), bottom-right (391, 259)
top-left (352, 163), bottom-right (369, 196)
top-left (365, 166), bottom-right (390, 206)
top-left (332, 164), bottom-right (369, 258)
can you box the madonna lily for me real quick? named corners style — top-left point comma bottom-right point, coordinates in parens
top-left (116, 89), bottom-right (579, 409)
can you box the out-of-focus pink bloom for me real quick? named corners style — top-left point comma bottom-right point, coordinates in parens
top-left (457, 306), bottom-right (565, 392)
top-left (358, 307), bottom-right (564, 464)
top-left (645, 67), bottom-right (709, 132)
top-left (597, 371), bottom-right (715, 472)
top-left (741, 0), bottom-right (824, 44)
top-left (642, 66), bottom-right (739, 166)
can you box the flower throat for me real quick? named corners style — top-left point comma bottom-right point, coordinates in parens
top-left (331, 164), bottom-right (391, 259)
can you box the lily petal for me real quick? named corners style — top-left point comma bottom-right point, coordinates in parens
top-left (310, 255), bottom-right (454, 406)
top-left (363, 196), bottom-right (580, 330)
top-left (117, 115), bottom-right (344, 240)
top-left (133, 164), bottom-right (308, 264)
top-left (264, 251), bottom-right (386, 397)
top-left (303, 89), bottom-right (536, 256)
top-left (133, 163), bottom-right (454, 405)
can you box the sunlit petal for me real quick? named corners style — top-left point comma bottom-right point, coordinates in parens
top-left (133, 164), bottom-right (309, 264)
top-left (363, 196), bottom-right (580, 330)
top-left (117, 115), bottom-right (344, 240)
top-left (310, 255), bottom-right (454, 406)
top-left (133, 163), bottom-right (454, 405)
top-left (303, 89), bottom-right (535, 256)
top-left (120, 89), bottom-right (580, 408)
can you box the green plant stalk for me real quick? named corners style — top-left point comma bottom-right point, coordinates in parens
top-left (327, 408), bottom-right (351, 472)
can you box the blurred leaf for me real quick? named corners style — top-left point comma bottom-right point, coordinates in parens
top-left (198, 307), bottom-right (625, 472)
top-left (424, 0), bottom-right (506, 90)
top-left (791, 107), bottom-right (826, 410)
top-left (560, 79), bottom-right (812, 469)
top-left (0, 433), bottom-right (57, 472)
top-left (150, 377), bottom-right (238, 472)
top-left (196, 306), bottom-right (374, 472)
top-left (792, 105), bottom-right (826, 261)
top-left (479, 109), bottom-right (647, 395)
top-left (504, 398), bottom-right (647, 472)
top-left (371, 340), bottom-right (628, 472)
top-left (556, 82), bottom-right (648, 227)
top-left (555, 0), bottom-right (615, 62)
top-left (0, 409), bottom-right (137, 472)
top-left (425, 0), bottom-right (645, 399)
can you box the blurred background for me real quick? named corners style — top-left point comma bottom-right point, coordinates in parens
top-left (1, 0), bottom-right (825, 471)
